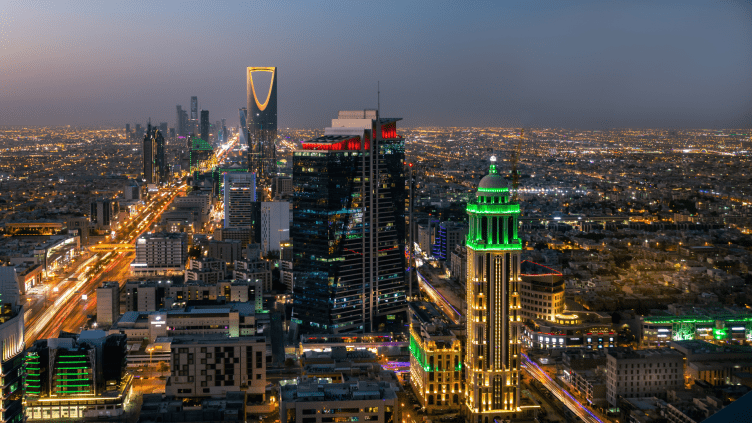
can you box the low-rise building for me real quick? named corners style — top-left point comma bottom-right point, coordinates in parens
top-left (408, 301), bottom-right (463, 413)
top-left (234, 258), bottom-right (272, 292)
top-left (185, 257), bottom-right (226, 284)
top-left (279, 379), bottom-right (400, 423)
top-left (606, 347), bottom-right (684, 406)
top-left (132, 232), bottom-right (188, 276)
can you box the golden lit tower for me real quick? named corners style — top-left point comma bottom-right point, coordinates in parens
top-left (465, 156), bottom-right (522, 422)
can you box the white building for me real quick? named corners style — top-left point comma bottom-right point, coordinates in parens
top-left (131, 232), bottom-right (188, 276)
top-left (606, 347), bottom-right (684, 406)
top-left (96, 281), bottom-right (119, 327)
top-left (260, 201), bottom-right (289, 254)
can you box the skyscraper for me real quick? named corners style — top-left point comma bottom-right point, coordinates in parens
top-left (247, 66), bottom-right (277, 196)
top-left (291, 110), bottom-right (406, 333)
top-left (239, 107), bottom-right (248, 145)
top-left (200, 110), bottom-right (210, 143)
top-left (143, 124), bottom-right (166, 184)
top-left (190, 96), bottom-right (198, 120)
top-left (223, 172), bottom-right (257, 228)
top-left (176, 105), bottom-right (188, 137)
top-left (464, 157), bottom-right (522, 421)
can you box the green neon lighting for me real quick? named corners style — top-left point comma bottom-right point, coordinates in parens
top-left (57, 367), bottom-right (91, 370)
top-left (467, 240), bottom-right (523, 251)
top-left (191, 137), bottom-right (213, 151)
top-left (455, 363), bottom-right (462, 371)
top-left (467, 203), bottom-right (520, 214)
top-left (409, 332), bottom-right (431, 372)
top-left (477, 187), bottom-right (510, 193)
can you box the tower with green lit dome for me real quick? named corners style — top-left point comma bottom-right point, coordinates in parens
top-left (465, 156), bottom-right (523, 422)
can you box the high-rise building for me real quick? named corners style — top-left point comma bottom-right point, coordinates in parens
top-left (190, 96), bottom-right (198, 120)
top-left (246, 67), bottom-right (277, 195)
top-left (223, 172), bottom-right (257, 228)
top-left (200, 110), bottom-right (210, 143)
top-left (239, 107), bottom-right (248, 145)
top-left (260, 201), bottom-right (289, 255)
top-left (96, 281), bottom-right (119, 327)
top-left (176, 105), bottom-right (185, 136)
top-left (159, 122), bottom-right (168, 135)
top-left (143, 124), bottom-right (166, 184)
top-left (221, 118), bottom-right (227, 143)
top-left (90, 198), bottom-right (113, 228)
top-left (291, 110), bottom-right (406, 333)
top-left (0, 268), bottom-right (24, 423)
top-left (125, 123), bottom-right (130, 140)
top-left (464, 157), bottom-right (523, 421)
top-left (131, 232), bottom-right (188, 276)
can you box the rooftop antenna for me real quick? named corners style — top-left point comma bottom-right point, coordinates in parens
top-left (377, 81), bottom-right (380, 117)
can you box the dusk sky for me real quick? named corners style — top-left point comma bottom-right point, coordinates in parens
top-left (1, 0), bottom-right (750, 129)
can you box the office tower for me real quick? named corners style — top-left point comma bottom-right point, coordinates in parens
top-left (159, 122), bottom-right (168, 135)
top-left (143, 124), bottom-right (166, 184)
top-left (260, 201), bottom-right (289, 254)
top-left (190, 96), bottom-right (198, 120)
top-left (606, 348), bottom-right (684, 406)
top-left (271, 176), bottom-right (292, 198)
top-left (169, 127), bottom-right (175, 140)
top-left (221, 118), bottom-right (227, 143)
top-left (246, 67), bottom-right (277, 196)
top-left (0, 267), bottom-right (24, 423)
top-left (24, 332), bottom-right (129, 420)
top-left (90, 198), bottom-right (113, 228)
top-left (464, 157), bottom-right (522, 421)
top-left (125, 123), bottom-right (130, 140)
top-left (223, 172), bottom-right (257, 228)
top-left (239, 107), bottom-right (248, 145)
top-left (519, 261), bottom-right (564, 322)
top-left (200, 110), bottom-right (210, 142)
top-left (96, 281), bottom-right (119, 327)
top-left (291, 110), bottom-right (406, 333)
top-left (176, 105), bottom-right (184, 136)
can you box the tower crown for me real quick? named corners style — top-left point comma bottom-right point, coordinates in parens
top-left (467, 158), bottom-right (521, 251)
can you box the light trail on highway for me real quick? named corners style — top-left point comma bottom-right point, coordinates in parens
top-left (522, 353), bottom-right (604, 423)
top-left (25, 184), bottom-right (186, 344)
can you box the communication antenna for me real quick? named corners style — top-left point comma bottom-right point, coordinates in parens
top-left (377, 81), bottom-right (380, 116)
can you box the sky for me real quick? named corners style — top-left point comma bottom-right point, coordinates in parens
top-left (1, 0), bottom-right (751, 129)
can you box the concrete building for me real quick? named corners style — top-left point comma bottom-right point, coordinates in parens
top-left (96, 281), bottom-right (119, 327)
top-left (166, 335), bottom-right (269, 404)
top-left (519, 260), bottom-right (565, 322)
top-left (606, 347), bottom-right (684, 406)
top-left (672, 340), bottom-right (752, 386)
top-left (279, 379), bottom-right (400, 423)
top-left (234, 258), bottom-right (272, 292)
top-left (109, 302), bottom-right (257, 342)
top-left (207, 239), bottom-right (243, 264)
top-left (124, 280), bottom-right (263, 312)
top-left (272, 176), bottom-right (293, 199)
top-left (0, 291), bottom-right (24, 423)
top-left (213, 227), bottom-right (254, 248)
top-left (223, 172), bottom-right (256, 228)
top-left (408, 302), bottom-right (463, 413)
top-left (260, 201), bottom-right (289, 254)
top-left (139, 392), bottom-right (249, 423)
top-left (185, 257), bottom-right (226, 284)
top-left (522, 311), bottom-right (614, 350)
top-left (132, 232), bottom-right (188, 276)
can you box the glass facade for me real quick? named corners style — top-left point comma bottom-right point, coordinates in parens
top-left (292, 118), bottom-right (407, 333)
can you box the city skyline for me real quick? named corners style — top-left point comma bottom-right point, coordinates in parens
top-left (1, 1), bottom-right (750, 129)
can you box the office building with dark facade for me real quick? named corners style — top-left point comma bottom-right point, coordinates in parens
top-left (291, 110), bottom-right (406, 333)
top-left (246, 67), bottom-right (277, 197)
top-left (143, 124), bottom-right (166, 184)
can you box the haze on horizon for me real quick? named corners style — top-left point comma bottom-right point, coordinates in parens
top-left (1, 0), bottom-right (750, 130)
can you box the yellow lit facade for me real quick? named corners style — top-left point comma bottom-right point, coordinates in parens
top-left (408, 303), bottom-right (463, 413)
top-left (464, 160), bottom-right (522, 422)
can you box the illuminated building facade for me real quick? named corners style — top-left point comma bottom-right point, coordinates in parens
top-left (521, 311), bottom-right (614, 350)
top-left (519, 260), bottom-right (564, 322)
top-left (188, 135), bottom-right (214, 173)
top-left (408, 302), bottom-right (463, 413)
top-left (291, 110), bottom-right (406, 333)
top-left (247, 67), bottom-right (277, 198)
top-left (223, 172), bottom-right (257, 228)
top-left (24, 332), bottom-right (130, 421)
top-left (0, 283), bottom-right (24, 423)
top-left (239, 107), bottom-right (248, 145)
top-left (640, 313), bottom-right (752, 347)
top-left (464, 157), bottom-right (522, 422)
top-left (143, 124), bottom-right (166, 184)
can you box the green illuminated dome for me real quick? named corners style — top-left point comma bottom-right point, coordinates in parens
top-left (477, 157), bottom-right (509, 197)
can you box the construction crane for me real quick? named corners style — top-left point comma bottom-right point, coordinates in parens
top-left (510, 128), bottom-right (524, 201)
